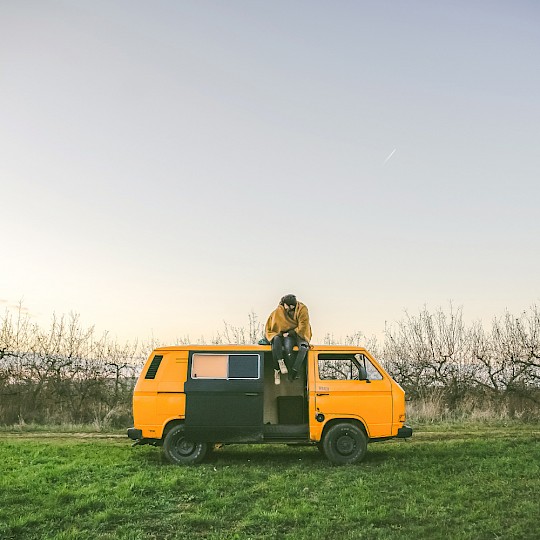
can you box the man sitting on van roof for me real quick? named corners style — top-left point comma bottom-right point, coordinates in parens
top-left (265, 294), bottom-right (312, 385)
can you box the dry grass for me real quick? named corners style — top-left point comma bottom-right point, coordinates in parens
top-left (407, 391), bottom-right (539, 424)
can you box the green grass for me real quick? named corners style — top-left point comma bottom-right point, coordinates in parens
top-left (1, 423), bottom-right (539, 539)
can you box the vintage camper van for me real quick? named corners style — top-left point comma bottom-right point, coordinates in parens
top-left (128, 345), bottom-right (412, 465)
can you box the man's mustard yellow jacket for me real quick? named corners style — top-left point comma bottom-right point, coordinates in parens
top-left (265, 302), bottom-right (312, 342)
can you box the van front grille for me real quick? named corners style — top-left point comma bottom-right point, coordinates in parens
top-left (145, 355), bottom-right (163, 379)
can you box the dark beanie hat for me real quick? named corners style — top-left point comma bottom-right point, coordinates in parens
top-left (281, 294), bottom-right (297, 306)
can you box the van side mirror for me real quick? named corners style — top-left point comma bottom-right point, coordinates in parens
top-left (358, 365), bottom-right (369, 381)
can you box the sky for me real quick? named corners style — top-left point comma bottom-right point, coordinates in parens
top-left (1, 1), bottom-right (539, 345)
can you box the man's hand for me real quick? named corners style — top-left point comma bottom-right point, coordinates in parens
top-left (283, 332), bottom-right (289, 337)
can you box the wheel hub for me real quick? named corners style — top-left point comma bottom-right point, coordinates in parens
top-left (175, 438), bottom-right (196, 456)
top-left (336, 434), bottom-right (355, 455)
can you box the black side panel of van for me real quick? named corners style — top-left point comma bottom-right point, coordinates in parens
top-left (184, 352), bottom-right (264, 443)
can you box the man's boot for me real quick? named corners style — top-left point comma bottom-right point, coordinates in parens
top-left (290, 343), bottom-right (309, 379)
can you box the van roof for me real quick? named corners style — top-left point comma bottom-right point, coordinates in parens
top-left (153, 344), bottom-right (369, 353)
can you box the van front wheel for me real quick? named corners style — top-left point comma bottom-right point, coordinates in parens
top-left (322, 423), bottom-right (367, 465)
top-left (163, 425), bottom-right (208, 465)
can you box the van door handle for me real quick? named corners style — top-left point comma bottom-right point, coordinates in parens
top-left (245, 393), bottom-right (258, 396)
top-left (316, 393), bottom-right (329, 396)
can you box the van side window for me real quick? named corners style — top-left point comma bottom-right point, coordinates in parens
top-left (318, 353), bottom-right (384, 381)
top-left (228, 355), bottom-right (259, 379)
top-left (191, 353), bottom-right (260, 379)
top-left (191, 354), bottom-right (228, 379)
top-left (318, 354), bottom-right (360, 380)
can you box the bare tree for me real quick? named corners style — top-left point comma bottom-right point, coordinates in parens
top-left (0, 307), bottom-right (145, 426)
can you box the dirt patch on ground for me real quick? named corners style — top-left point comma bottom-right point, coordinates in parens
top-left (0, 432), bottom-right (125, 439)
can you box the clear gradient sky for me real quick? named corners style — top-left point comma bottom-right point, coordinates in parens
top-left (1, 1), bottom-right (539, 344)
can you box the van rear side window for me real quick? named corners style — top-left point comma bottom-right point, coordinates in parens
top-left (191, 354), bottom-right (228, 378)
top-left (191, 353), bottom-right (260, 380)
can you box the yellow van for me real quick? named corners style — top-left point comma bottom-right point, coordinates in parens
top-left (128, 345), bottom-right (412, 465)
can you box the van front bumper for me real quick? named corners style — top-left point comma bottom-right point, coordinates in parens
top-left (397, 425), bottom-right (413, 438)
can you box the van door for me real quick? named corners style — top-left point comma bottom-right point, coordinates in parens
top-left (184, 351), bottom-right (264, 442)
top-left (314, 352), bottom-right (393, 438)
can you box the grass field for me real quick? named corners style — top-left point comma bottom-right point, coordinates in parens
top-left (1, 423), bottom-right (539, 539)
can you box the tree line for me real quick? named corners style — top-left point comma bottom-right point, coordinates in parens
top-left (1, 305), bottom-right (538, 426)
top-left (381, 305), bottom-right (540, 419)
top-left (0, 309), bottom-right (142, 427)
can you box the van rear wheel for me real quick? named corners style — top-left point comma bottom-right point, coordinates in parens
top-left (163, 425), bottom-right (208, 465)
top-left (322, 423), bottom-right (367, 465)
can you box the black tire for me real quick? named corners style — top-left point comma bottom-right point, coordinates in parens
top-left (322, 423), bottom-right (367, 465)
top-left (162, 425), bottom-right (208, 465)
